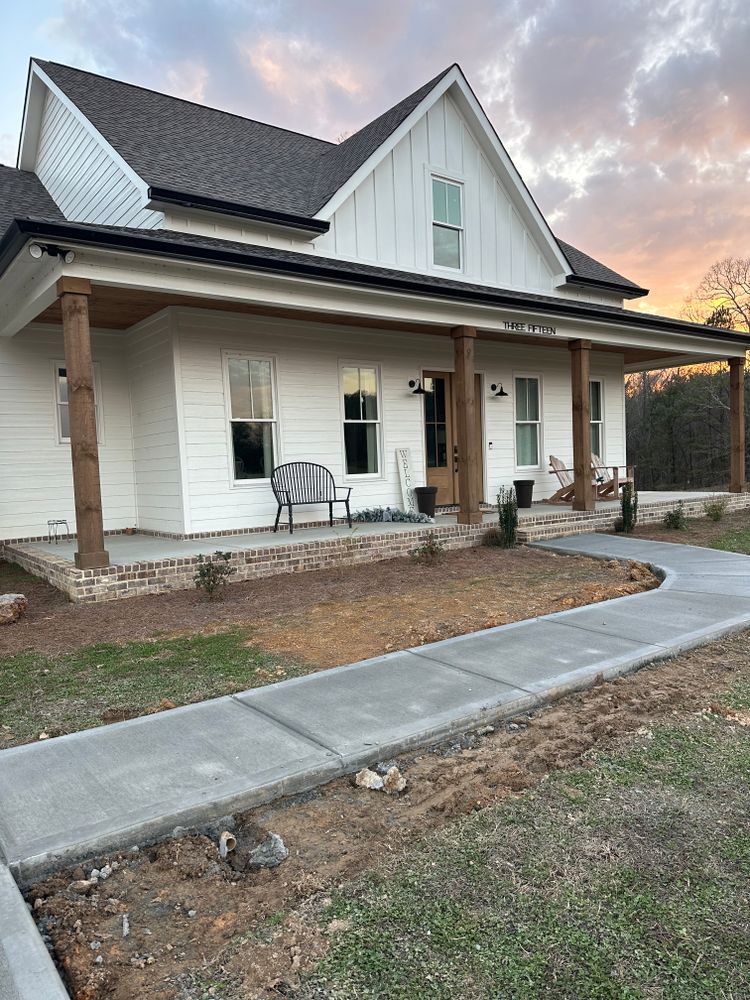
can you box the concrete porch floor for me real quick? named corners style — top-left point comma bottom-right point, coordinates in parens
top-left (21, 490), bottom-right (725, 567)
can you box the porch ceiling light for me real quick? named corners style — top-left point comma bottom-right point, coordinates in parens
top-left (490, 383), bottom-right (509, 397)
top-left (408, 378), bottom-right (427, 395)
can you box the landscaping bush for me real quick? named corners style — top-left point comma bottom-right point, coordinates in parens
top-left (663, 502), bottom-right (688, 530)
top-left (620, 482), bottom-right (638, 533)
top-left (704, 498), bottom-right (729, 522)
top-left (412, 530), bottom-right (445, 563)
top-left (352, 506), bottom-right (432, 524)
top-left (194, 551), bottom-right (236, 599)
top-left (494, 486), bottom-right (518, 548)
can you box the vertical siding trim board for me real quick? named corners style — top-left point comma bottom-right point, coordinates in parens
top-left (171, 312), bottom-right (192, 533)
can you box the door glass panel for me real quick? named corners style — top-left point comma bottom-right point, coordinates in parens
top-left (425, 377), bottom-right (449, 468)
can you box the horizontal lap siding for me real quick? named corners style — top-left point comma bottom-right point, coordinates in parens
top-left (35, 90), bottom-right (162, 229)
top-left (0, 325), bottom-right (136, 540)
top-left (173, 308), bottom-right (626, 532)
top-left (127, 313), bottom-right (185, 533)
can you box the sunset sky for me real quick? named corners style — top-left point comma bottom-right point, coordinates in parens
top-left (1, 0), bottom-right (748, 318)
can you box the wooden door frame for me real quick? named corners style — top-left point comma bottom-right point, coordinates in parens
top-left (421, 368), bottom-right (485, 506)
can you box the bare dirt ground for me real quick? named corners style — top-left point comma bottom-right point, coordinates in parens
top-left (29, 628), bottom-right (749, 1000)
top-left (0, 546), bottom-right (654, 660)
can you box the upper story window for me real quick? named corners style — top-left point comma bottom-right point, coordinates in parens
top-left (432, 177), bottom-right (463, 270)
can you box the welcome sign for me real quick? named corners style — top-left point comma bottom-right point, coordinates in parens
top-left (396, 447), bottom-right (417, 513)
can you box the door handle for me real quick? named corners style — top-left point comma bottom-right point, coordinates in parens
top-left (453, 444), bottom-right (459, 473)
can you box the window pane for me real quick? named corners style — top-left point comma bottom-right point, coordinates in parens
top-left (526, 379), bottom-right (539, 421)
top-left (344, 423), bottom-right (378, 475)
top-left (516, 423), bottom-right (539, 467)
top-left (58, 403), bottom-right (70, 440)
top-left (232, 422), bottom-right (274, 479)
top-left (228, 359), bottom-right (253, 419)
top-left (590, 423), bottom-right (602, 458)
top-left (424, 377), bottom-right (435, 422)
top-left (433, 225), bottom-right (460, 268)
top-left (342, 367), bottom-right (362, 420)
top-left (432, 178), bottom-right (447, 223)
top-left (515, 378), bottom-right (527, 421)
top-left (436, 423), bottom-right (448, 467)
top-left (590, 381), bottom-right (602, 422)
top-left (359, 367), bottom-right (378, 420)
top-left (250, 360), bottom-right (273, 419)
top-left (57, 368), bottom-right (68, 404)
top-left (446, 182), bottom-right (461, 226)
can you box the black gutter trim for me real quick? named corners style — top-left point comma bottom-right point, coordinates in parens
top-left (564, 273), bottom-right (649, 300)
top-left (2, 218), bottom-right (749, 347)
top-left (147, 187), bottom-right (330, 235)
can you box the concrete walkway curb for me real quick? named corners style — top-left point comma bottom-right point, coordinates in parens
top-left (1, 535), bottom-right (749, 897)
top-left (0, 863), bottom-right (68, 999)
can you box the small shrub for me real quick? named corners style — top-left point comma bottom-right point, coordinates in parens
top-left (663, 502), bottom-right (688, 530)
top-left (704, 498), bottom-right (728, 522)
top-left (495, 486), bottom-right (519, 548)
top-left (481, 526), bottom-right (504, 547)
top-left (194, 551), bottom-right (236, 599)
top-left (613, 516), bottom-right (625, 533)
top-left (620, 482), bottom-right (638, 533)
top-left (412, 530), bottom-right (445, 563)
top-left (352, 506), bottom-right (431, 524)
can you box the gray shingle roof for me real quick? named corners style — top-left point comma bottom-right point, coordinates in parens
top-left (557, 238), bottom-right (646, 295)
top-left (0, 164), bottom-right (63, 235)
top-left (24, 60), bottom-right (646, 295)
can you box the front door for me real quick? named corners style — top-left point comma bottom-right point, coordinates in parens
top-left (424, 371), bottom-right (483, 506)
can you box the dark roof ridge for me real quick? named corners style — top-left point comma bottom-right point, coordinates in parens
top-left (33, 58), bottom-right (335, 149)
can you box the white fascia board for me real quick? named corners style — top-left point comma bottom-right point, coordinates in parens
top-left (624, 352), bottom-right (744, 373)
top-left (313, 65), bottom-right (570, 283)
top-left (22, 62), bottom-right (152, 204)
top-left (15, 245), bottom-right (741, 362)
top-left (16, 65), bottom-right (45, 170)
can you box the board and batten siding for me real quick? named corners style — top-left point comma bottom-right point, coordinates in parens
top-left (172, 307), bottom-right (627, 533)
top-left (126, 312), bottom-right (185, 534)
top-left (34, 89), bottom-right (162, 229)
top-left (0, 323), bottom-right (137, 541)
top-left (314, 93), bottom-right (556, 294)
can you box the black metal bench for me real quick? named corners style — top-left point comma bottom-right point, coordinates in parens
top-left (271, 462), bottom-right (352, 535)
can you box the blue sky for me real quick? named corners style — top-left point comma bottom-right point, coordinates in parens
top-left (2, 0), bottom-right (749, 316)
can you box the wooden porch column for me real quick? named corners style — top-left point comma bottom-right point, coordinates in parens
top-left (58, 277), bottom-right (110, 569)
top-left (451, 325), bottom-right (483, 524)
top-left (729, 356), bottom-right (746, 493)
top-left (569, 338), bottom-right (595, 512)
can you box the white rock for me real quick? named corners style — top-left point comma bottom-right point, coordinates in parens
top-left (355, 768), bottom-right (384, 791)
top-left (383, 766), bottom-right (407, 794)
top-left (0, 594), bottom-right (28, 626)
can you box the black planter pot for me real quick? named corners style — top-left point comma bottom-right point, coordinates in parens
top-left (414, 486), bottom-right (438, 518)
top-left (513, 479), bottom-right (534, 509)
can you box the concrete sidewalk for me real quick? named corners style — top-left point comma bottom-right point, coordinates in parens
top-left (3, 533), bottom-right (749, 888)
top-left (2, 533), bottom-right (749, 999)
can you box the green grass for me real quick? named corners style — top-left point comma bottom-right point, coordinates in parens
top-left (711, 525), bottom-right (750, 554)
top-left (0, 629), bottom-right (304, 746)
top-left (301, 686), bottom-right (750, 999)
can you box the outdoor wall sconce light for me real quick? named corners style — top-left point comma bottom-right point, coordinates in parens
top-left (408, 378), bottom-right (427, 395)
top-left (490, 383), bottom-right (509, 397)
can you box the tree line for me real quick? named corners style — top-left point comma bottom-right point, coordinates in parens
top-left (626, 258), bottom-right (749, 490)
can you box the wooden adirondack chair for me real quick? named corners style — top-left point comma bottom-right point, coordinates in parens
top-left (591, 454), bottom-right (635, 499)
top-left (547, 455), bottom-right (577, 503)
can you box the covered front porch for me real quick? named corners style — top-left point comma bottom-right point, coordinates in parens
top-left (4, 489), bottom-right (747, 603)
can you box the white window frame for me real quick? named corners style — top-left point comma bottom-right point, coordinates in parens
top-left (53, 360), bottom-right (103, 445)
top-left (222, 350), bottom-right (280, 488)
top-left (339, 361), bottom-right (383, 480)
top-left (589, 378), bottom-right (604, 459)
top-left (513, 373), bottom-right (543, 471)
top-left (430, 174), bottom-right (464, 273)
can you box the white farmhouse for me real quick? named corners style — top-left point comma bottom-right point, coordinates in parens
top-left (0, 61), bottom-right (746, 599)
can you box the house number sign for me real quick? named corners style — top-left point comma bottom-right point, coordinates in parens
top-left (503, 320), bottom-right (557, 336)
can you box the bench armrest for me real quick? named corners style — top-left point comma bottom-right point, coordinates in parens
top-left (335, 486), bottom-right (352, 499)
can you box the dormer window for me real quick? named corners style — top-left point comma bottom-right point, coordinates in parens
top-left (431, 177), bottom-right (463, 270)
